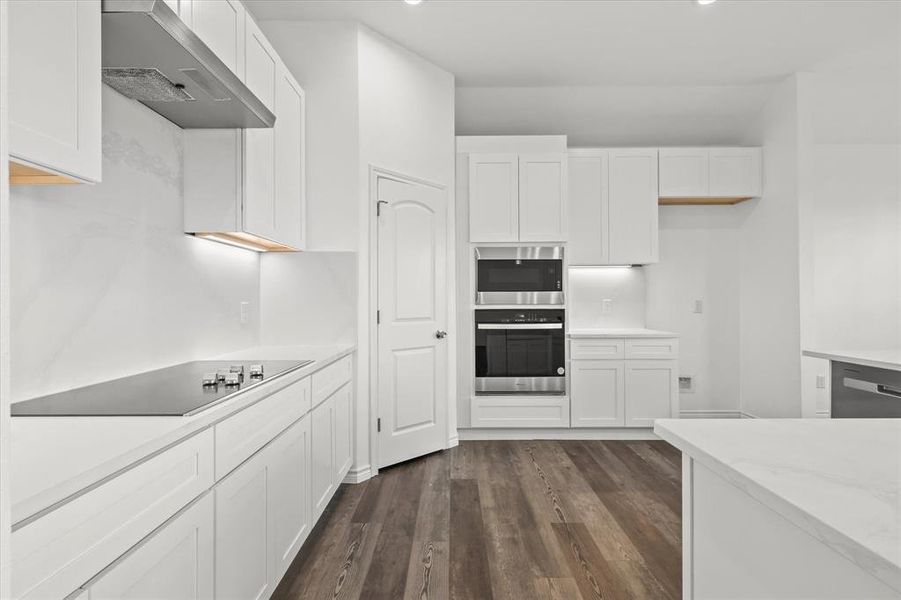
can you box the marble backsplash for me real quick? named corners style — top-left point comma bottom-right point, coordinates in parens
top-left (10, 87), bottom-right (261, 401)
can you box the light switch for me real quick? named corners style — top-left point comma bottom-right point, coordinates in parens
top-left (816, 375), bottom-right (826, 389)
top-left (602, 299), bottom-right (614, 314)
top-left (240, 301), bottom-right (251, 325)
top-left (693, 299), bottom-right (704, 314)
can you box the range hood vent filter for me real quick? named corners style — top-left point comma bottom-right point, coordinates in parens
top-left (102, 68), bottom-right (196, 103)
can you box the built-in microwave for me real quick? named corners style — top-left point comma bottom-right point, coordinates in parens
top-left (474, 309), bottom-right (566, 395)
top-left (475, 246), bottom-right (563, 305)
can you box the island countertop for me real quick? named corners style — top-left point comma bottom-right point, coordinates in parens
top-left (654, 418), bottom-right (901, 593)
top-left (803, 348), bottom-right (901, 372)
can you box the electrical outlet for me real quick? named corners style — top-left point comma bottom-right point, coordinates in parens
top-left (679, 376), bottom-right (695, 393)
top-left (693, 299), bottom-right (704, 314)
top-left (816, 375), bottom-right (826, 389)
top-left (601, 299), bottom-right (614, 314)
top-left (240, 301), bottom-right (251, 326)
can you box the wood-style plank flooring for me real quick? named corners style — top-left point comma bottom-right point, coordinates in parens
top-left (272, 440), bottom-right (682, 600)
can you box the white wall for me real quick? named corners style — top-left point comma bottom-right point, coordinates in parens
top-left (10, 88), bottom-right (261, 401)
top-left (260, 252), bottom-right (357, 345)
top-left (738, 76), bottom-right (803, 418)
top-left (457, 84), bottom-right (774, 147)
top-left (568, 267), bottom-right (646, 330)
top-left (646, 207), bottom-right (743, 416)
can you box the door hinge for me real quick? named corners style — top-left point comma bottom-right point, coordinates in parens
top-left (377, 418), bottom-right (381, 432)
top-left (377, 310), bottom-right (380, 324)
top-left (376, 200), bottom-right (389, 216)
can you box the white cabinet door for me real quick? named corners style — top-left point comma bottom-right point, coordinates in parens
top-left (518, 154), bottom-right (567, 242)
top-left (709, 147), bottom-right (762, 197)
top-left (266, 416), bottom-right (311, 583)
top-left (243, 16), bottom-right (277, 112)
top-left (333, 385), bottom-right (353, 484)
top-left (88, 494), bottom-right (214, 600)
top-left (9, 0), bottom-right (101, 183)
top-left (162, 0), bottom-right (193, 27)
top-left (608, 149), bottom-right (659, 265)
top-left (659, 148), bottom-right (708, 198)
top-left (571, 361), bottom-right (625, 427)
top-left (469, 154), bottom-right (519, 242)
top-left (567, 150), bottom-right (608, 265)
top-left (191, 0), bottom-right (245, 79)
top-left (215, 450), bottom-right (272, 600)
top-left (311, 395), bottom-right (335, 521)
top-left (624, 360), bottom-right (678, 428)
top-left (273, 64), bottom-right (306, 250)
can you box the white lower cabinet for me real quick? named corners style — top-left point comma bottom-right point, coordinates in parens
top-left (333, 384), bottom-right (353, 484)
top-left (570, 338), bottom-right (678, 428)
top-left (311, 394), bottom-right (336, 521)
top-left (84, 494), bottom-right (215, 600)
top-left (570, 361), bottom-right (625, 427)
top-left (215, 415), bottom-right (312, 600)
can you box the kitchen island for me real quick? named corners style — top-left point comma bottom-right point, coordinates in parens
top-left (654, 418), bottom-right (900, 599)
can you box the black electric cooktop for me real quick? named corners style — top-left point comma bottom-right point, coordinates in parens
top-left (11, 360), bottom-right (312, 417)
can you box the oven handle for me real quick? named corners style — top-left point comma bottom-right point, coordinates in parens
top-left (477, 323), bottom-right (563, 330)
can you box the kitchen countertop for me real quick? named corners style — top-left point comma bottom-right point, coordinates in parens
top-left (803, 348), bottom-right (901, 372)
top-left (11, 344), bottom-right (355, 525)
top-left (654, 418), bottom-right (901, 592)
top-left (568, 328), bottom-right (678, 338)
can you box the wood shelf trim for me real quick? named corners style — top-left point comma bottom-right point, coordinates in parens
top-left (9, 160), bottom-right (82, 186)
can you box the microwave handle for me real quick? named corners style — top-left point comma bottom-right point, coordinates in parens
top-left (477, 323), bottom-right (563, 330)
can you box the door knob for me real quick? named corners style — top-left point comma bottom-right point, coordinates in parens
top-left (435, 330), bottom-right (448, 339)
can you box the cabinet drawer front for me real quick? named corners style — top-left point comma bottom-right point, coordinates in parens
top-left (13, 430), bottom-right (214, 600)
top-left (471, 395), bottom-right (570, 428)
top-left (215, 377), bottom-right (311, 480)
top-left (625, 338), bottom-right (678, 360)
top-left (312, 356), bottom-right (352, 408)
top-left (571, 338), bottom-right (625, 360)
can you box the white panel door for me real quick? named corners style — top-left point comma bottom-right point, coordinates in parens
top-left (624, 360), bottom-right (678, 427)
top-left (273, 64), bottom-right (306, 250)
top-left (243, 16), bottom-right (277, 111)
top-left (333, 384), bottom-right (353, 483)
top-left (215, 451), bottom-right (271, 600)
top-left (468, 154), bottom-right (519, 242)
top-left (608, 148), bottom-right (659, 265)
top-left (519, 153), bottom-right (567, 242)
top-left (9, 0), bottom-right (101, 182)
top-left (88, 494), bottom-right (214, 600)
top-left (191, 0), bottom-right (245, 78)
top-left (266, 416), bottom-right (311, 583)
top-left (377, 176), bottom-right (449, 468)
top-left (659, 148), bottom-right (709, 198)
top-left (571, 360), bottom-right (625, 427)
top-left (709, 147), bottom-right (762, 197)
top-left (567, 150), bottom-right (608, 265)
top-left (311, 395), bottom-right (335, 520)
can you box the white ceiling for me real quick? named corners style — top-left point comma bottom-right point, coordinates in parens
top-left (247, 0), bottom-right (900, 87)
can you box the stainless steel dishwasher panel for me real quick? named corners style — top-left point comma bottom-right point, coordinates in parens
top-left (831, 361), bottom-right (901, 418)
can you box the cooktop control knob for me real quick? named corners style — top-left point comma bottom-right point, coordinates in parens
top-left (229, 365), bottom-right (245, 375)
top-left (249, 364), bottom-right (264, 378)
top-left (223, 372), bottom-right (241, 386)
top-left (202, 373), bottom-right (218, 387)
top-left (216, 369), bottom-right (229, 382)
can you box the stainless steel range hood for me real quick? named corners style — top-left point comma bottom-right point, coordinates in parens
top-left (101, 0), bottom-right (275, 129)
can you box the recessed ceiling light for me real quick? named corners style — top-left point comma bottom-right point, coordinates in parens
top-left (404, 0), bottom-right (423, 5)
top-left (696, 0), bottom-right (717, 4)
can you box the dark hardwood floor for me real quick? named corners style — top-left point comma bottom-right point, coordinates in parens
top-left (272, 440), bottom-right (682, 600)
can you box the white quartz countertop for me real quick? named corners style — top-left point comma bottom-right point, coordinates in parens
top-left (803, 349), bottom-right (901, 372)
top-left (11, 344), bottom-right (355, 525)
top-left (568, 328), bottom-right (678, 338)
top-left (654, 418), bottom-right (901, 592)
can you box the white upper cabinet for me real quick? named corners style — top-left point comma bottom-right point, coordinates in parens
top-left (518, 154), bottom-right (567, 242)
top-left (608, 149), bottom-right (659, 265)
top-left (469, 154), bottom-right (519, 242)
top-left (708, 147), bottom-right (762, 197)
top-left (658, 148), bottom-right (708, 197)
top-left (659, 147), bottom-right (762, 200)
top-left (273, 64), bottom-right (307, 250)
top-left (243, 15), bottom-right (278, 112)
top-left (162, 0), bottom-right (194, 27)
top-left (567, 150), bottom-right (608, 265)
top-left (9, 0), bottom-right (102, 184)
top-left (191, 0), bottom-right (246, 79)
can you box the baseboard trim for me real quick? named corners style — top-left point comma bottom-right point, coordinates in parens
top-left (342, 464), bottom-right (372, 484)
top-left (816, 410), bottom-right (831, 419)
top-left (679, 410), bottom-right (742, 419)
top-left (457, 428), bottom-right (659, 441)
top-left (740, 411), bottom-right (760, 419)
top-left (447, 434), bottom-right (460, 448)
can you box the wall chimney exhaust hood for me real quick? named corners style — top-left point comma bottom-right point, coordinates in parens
top-left (101, 0), bottom-right (275, 129)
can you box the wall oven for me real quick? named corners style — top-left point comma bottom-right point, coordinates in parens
top-left (475, 246), bottom-right (563, 305)
top-left (474, 309), bottom-right (565, 395)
